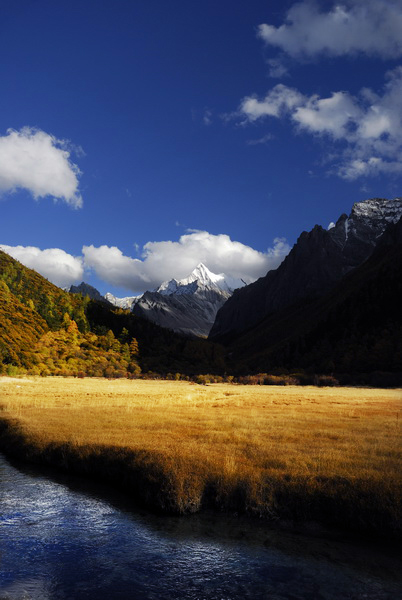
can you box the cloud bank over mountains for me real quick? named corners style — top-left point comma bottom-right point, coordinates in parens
top-left (83, 231), bottom-right (290, 292)
top-left (0, 128), bottom-right (82, 208)
top-left (1, 232), bottom-right (290, 293)
top-left (239, 0), bottom-right (402, 179)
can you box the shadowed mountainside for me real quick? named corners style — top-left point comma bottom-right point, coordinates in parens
top-left (222, 216), bottom-right (402, 383)
top-left (210, 198), bottom-right (402, 344)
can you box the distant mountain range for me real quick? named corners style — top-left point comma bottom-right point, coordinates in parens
top-left (2, 196), bottom-right (401, 382)
top-left (104, 292), bottom-right (139, 310)
top-left (68, 282), bottom-right (139, 310)
top-left (70, 263), bottom-right (245, 338)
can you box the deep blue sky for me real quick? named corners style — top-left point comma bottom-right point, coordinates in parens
top-left (1, 0), bottom-right (401, 295)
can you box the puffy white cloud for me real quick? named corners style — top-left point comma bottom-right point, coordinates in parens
top-left (293, 91), bottom-right (362, 139)
top-left (258, 0), bottom-right (402, 60)
top-left (0, 127), bottom-right (82, 208)
top-left (240, 84), bottom-right (305, 121)
top-left (83, 231), bottom-right (290, 293)
top-left (239, 67), bottom-right (402, 178)
top-left (0, 233), bottom-right (290, 295)
top-left (0, 245), bottom-right (84, 287)
top-left (82, 244), bottom-right (146, 290)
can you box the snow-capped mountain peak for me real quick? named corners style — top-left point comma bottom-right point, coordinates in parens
top-left (104, 292), bottom-right (141, 310)
top-left (156, 263), bottom-right (245, 297)
top-left (329, 197), bottom-right (402, 256)
top-left (352, 197), bottom-right (402, 221)
top-left (349, 197), bottom-right (402, 236)
top-left (132, 263), bottom-right (246, 337)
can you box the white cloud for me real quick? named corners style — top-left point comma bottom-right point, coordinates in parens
top-left (246, 133), bottom-right (274, 146)
top-left (239, 67), bottom-right (402, 178)
top-left (82, 244), bottom-right (147, 290)
top-left (293, 91), bottom-right (362, 139)
top-left (0, 127), bottom-right (83, 208)
top-left (83, 231), bottom-right (290, 293)
top-left (0, 245), bottom-right (84, 287)
top-left (240, 84), bottom-right (305, 120)
top-left (1, 232), bottom-right (291, 294)
top-left (258, 0), bottom-right (402, 60)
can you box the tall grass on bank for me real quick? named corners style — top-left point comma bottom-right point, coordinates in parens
top-left (0, 377), bottom-right (400, 539)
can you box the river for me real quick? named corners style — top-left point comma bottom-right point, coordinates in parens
top-left (0, 453), bottom-right (400, 599)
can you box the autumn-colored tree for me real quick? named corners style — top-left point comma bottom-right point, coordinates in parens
top-left (129, 337), bottom-right (139, 358)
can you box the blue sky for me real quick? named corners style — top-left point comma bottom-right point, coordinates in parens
top-left (1, 0), bottom-right (402, 296)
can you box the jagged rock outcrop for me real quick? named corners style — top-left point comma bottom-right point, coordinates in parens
top-left (69, 282), bottom-right (110, 303)
top-left (209, 197), bottom-right (402, 343)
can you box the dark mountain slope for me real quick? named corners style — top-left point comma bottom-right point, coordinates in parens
top-left (225, 217), bottom-right (402, 379)
top-left (210, 198), bottom-right (402, 343)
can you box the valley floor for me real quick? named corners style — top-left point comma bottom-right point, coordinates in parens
top-left (0, 377), bottom-right (401, 540)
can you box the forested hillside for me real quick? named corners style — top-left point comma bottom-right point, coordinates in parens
top-left (0, 250), bottom-right (224, 377)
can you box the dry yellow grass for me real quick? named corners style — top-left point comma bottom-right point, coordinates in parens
top-left (0, 377), bottom-right (401, 538)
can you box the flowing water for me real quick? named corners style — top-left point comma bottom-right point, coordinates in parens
top-left (0, 453), bottom-right (400, 600)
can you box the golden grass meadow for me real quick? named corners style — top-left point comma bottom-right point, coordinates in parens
top-left (0, 377), bottom-right (401, 539)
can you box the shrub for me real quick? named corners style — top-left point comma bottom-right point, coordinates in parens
top-left (314, 374), bottom-right (339, 387)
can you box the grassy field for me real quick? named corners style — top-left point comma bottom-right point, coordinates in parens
top-left (0, 377), bottom-right (401, 539)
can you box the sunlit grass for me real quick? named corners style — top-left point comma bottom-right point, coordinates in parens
top-left (0, 377), bottom-right (401, 537)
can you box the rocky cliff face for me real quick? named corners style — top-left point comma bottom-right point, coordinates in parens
top-left (209, 197), bottom-right (402, 343)
top-left (132, 263), bottom-right (245, 337)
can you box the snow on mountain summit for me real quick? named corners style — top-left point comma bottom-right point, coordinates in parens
top-left (329, 197), bottom-right (402, 257)
top-left (352, 197), bottom-right (402, 221)
top-left (104, 292), bottom-right (141, 310)
top-left (156, 263), bottom-right (245, 297)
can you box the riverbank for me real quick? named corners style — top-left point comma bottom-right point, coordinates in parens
top-left (3, 452), bottom-right (401, 600)
top-left (0, 377), bottom-right (401, 541)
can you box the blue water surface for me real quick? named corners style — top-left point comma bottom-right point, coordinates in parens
top-left (0, 454), bottom-right (400, 600)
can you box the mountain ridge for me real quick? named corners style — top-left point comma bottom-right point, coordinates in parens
top-left (210, 197), bottom-right (402, 343)
top-left (223, 214), bottom-right (402, 383)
